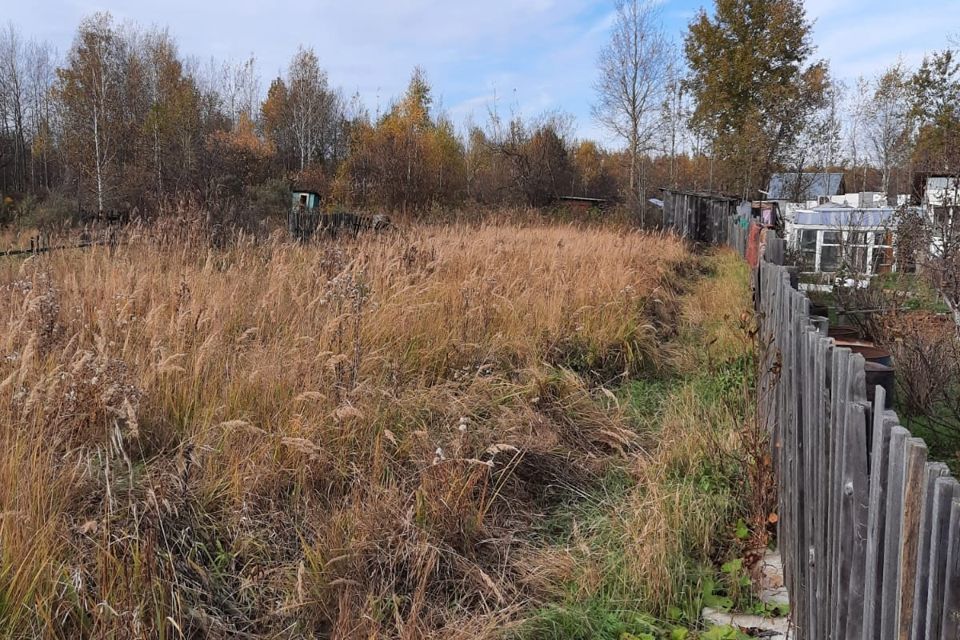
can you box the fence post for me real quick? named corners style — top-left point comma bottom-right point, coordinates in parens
top-left (863, 386), bottom-right (898, 640)
top-left (911, 463), bottom-right (950, 640)
top-left (897, 439), bottom-right (929, 640)
top-left (879, 426), bottom-right (911, 640)
top-left (925, 477), bottom-right (960, 639)
top-left (940, 499), bottom-right (960, 640)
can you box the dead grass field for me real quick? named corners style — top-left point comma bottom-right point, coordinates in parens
top-left (0, 221), bottom-right (757, 639)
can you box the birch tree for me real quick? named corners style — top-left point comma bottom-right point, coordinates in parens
top-left (26, 38), bottom-right (57, 191)
top-left (593, 0), bottom-right (670, 204)
top-left (865, 63), bottom-right (911, 199)
top-left (261, 48), bottom-right (344, 172)
top-left (0, 23), bottom-right (29, 192)
top-left (56, 12), bottom-right (126, 213)
top-left (288, 47), bottom-right (334, 170)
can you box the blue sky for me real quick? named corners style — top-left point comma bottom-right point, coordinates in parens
top-left (7, 0), bottom-right (960, 146)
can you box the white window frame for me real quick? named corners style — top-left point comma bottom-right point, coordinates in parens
top-left (793, 226), bottom-right (896, 276)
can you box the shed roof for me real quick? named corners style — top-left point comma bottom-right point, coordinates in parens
top-left (767, 172), bottom-right (845, 201)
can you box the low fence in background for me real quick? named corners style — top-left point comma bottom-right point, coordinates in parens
top-left (0, 232), bottom-right (121, 258)
top-left (735, 225), bottom-right (960, 640)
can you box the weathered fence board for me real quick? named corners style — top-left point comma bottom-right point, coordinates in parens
top-left (926, 477), bottom-right (960, 639)
top-left (911, 462), bottom-right (950, 640)
top-left (863, 386), bottom-right (898, 640)
top-left (880, 427), bottom-right (911, 640)
top-left (940, 498), bottom-right (960, 639)
top-left (898, 438), bottom-right (928, 640)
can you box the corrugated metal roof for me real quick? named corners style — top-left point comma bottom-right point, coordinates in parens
top-left (793, 207), bottom-right (895, 227)
top-left (767, 172), bottom-right (845, 201)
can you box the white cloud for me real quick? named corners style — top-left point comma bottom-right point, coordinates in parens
top-left (7, 0), bottom-right (960, 148)
top-left (807, 0), bottom-right (960, 79)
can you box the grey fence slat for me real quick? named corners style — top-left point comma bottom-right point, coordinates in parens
top-left (898, 438), bottom-right (928, 640)
top-left (802, 328), bottom-right (820, 639)
top-left (816, 335), bottom-right (833, 640)
top-left (841, 399), bottom-right (869, 640)
top-left (940, 499), bottom-right (960, 640)
top-left (880, 426), bottom-right (911, 640)
top-left (843, 356), bottom-right (870, 640)
top-left (911, 463), bottom-right (950, 640)
top-left (863, 386), bottom-right (898, 640)
top-left (829, 347), bottom-right (852, 639)
top-left (791, 292), bottom-right (808, 632)
top-left (926, 477), bottom-right (960, 640)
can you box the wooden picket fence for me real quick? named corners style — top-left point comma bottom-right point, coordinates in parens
top-left (739, 227), bottom-right (960, 640)
top-left (0, 232), bottom-right (120, 258)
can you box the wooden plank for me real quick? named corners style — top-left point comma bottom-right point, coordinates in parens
top-left (829, 347), bottom-right (851, 639)
top-left (840, 399), bottom-right (869, 640)
top-left (779, 278), bottom-right (795, 605)
top-left (940, 498), bottom-right (960, 640)
top-left (815, 335), bottom-right (833, 640)
top-left (842, 354), bottom-right (870, 640)
top-left (802, 328), bottom-right (820, 640)
top-left (862, 386), bottom-right (898, 640)
top-left (897, 438), bottom-right (928, 640)
top-left (790, 291), bottom-right (808, 630)
top-left (879, 426), bottom-right (911, 640)
top-left (926, 477), bottom-right (960, 640)
top-left (910, 462), bottom-right (950, 640)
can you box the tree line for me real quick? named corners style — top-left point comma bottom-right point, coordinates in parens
top-left (0, 3), bottom-right (958, 226)
top-left (0, 13), bottom-right (636, 224)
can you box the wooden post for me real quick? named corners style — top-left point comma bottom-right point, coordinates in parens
top-left (940, 499), bottom-right (960, 640)
top-left (879, 426), bottom-right (911, 640)
top-left (842, 356), bottom-right (870, 640)
top-left (862, 386), bottom-right (898, 640)
top-left (897, 438), bottom-right (928, 640)
top-left (910, 462), bottom-right (950, 640)
top-left (925, 477), bottom-right (960, 640)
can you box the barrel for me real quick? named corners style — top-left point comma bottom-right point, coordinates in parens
top-left (828, 325), bottom-right (860, 340)
top-left (809, 301), bottom-right (830, 318)
top-left (809, 315), bottom-right (829, 336)
top-left (865, 361), bottom-right (896, 409)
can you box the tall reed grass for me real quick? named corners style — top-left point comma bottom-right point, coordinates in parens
top-left (0, 220), bottom-right (689, 638)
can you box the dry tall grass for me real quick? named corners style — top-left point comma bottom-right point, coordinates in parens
top-left (0, 221), bottom-right (689, 638)
top-left (618, 252), bottom-right (758, 608)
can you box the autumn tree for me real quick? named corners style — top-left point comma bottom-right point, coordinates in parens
top-left (337, 67), bottom-right (465, 211)
top-left (594, 0), bottom-right (670, 203)
top-left (0, 24), bottom-right (30, 193)
top-left (205, 111), bottom-right (275, 198)
top-left (261, 47), bottom-right (347, 189)
top-left (865, 63), bottom-right (912, 199)
top-left (56, 12), bottom-right (130, 213)
top-left (140, 28), bottom-right (202, 199)
top-left (910, 48), bottom-right (960, 173)
top-left (572, 140), bottom-right (618, 198)
top-left (482, 110), bottom-right (576, 207)
top-left (261, 78), bottom-right (294, 170)
top-left (684, 0), bottom-right (827, 195)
